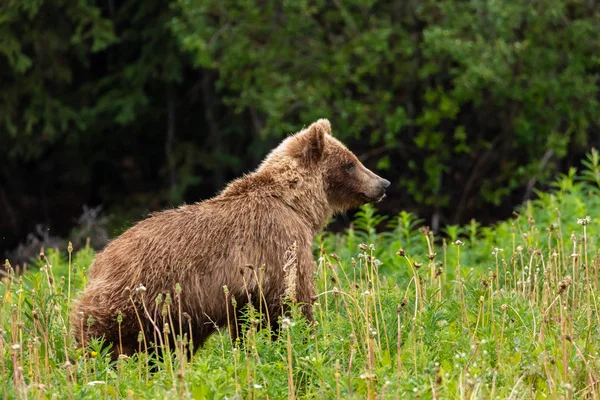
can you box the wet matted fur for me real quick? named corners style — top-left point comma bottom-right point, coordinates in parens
top-left (71, 119), bottom-right (390, 356)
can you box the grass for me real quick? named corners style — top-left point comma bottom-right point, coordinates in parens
top-left (2, 148), bottom-right (600, 399)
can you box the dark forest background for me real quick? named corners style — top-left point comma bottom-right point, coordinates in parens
top-left (2, 0), bottom-right (599, 262)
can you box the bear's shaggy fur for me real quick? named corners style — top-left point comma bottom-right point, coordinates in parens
top-left (71, 119), bottom-right (389, 356)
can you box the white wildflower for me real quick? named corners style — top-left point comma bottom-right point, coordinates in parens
top-left (281, 318), bottom-right (295, 329)
top-left (359, 371), bottom-right (375, 379)
top-left (135, 284), bottom-right (147, 294)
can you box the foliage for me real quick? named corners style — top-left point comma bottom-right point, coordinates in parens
top-left (0, 0), bottom-right (203, 253)
top-left (172, 0), bottom-right (600, 219)
top-left (2, 0), bottom-right (600, 254)
top-left (0, 0), bottom-right (116, 158)
top-left (3, 150), bottom-right (600, 398)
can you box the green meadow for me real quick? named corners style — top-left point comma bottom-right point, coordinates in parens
top-left (3, 149), bottom-right (600, 399)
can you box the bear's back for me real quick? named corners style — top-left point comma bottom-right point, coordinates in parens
top-left (87, 193), bottom-right (311, 292)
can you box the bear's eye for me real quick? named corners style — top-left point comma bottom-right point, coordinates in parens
top-left (342, 162), bottom-right (356, 171)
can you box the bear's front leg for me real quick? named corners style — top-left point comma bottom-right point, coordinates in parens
top-left (298, 303), bottom-right (314, 325)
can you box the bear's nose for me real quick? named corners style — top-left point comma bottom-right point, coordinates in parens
top-left (381, 179), bottom-right (391, 189)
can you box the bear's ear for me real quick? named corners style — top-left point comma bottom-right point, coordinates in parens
top-left (314, 118), bottom-right (332, 136)
top-left (284, 120), bottom-right (330, 165)
top-left (287, 122), bottom-right (325, 166)
top-left (301, 122), bottom-right (326, 164)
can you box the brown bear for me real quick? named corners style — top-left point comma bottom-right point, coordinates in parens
top-left (71, 119), bottom-right (389, 356)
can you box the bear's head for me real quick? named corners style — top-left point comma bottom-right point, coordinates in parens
top-left (279, 119), bottom-right (390, 212)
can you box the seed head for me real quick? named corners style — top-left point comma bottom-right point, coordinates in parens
top-left (282, 241), bottom-right (298, 303)
top-left (491, 248), bottom-right (503, 255)
top-left (577, 216), bottom-right (591, 226)
top-left (558, 276), bottom-right (573, 294)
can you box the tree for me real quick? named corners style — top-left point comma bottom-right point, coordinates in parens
top-left (172, 0), bottom-right (600, 228)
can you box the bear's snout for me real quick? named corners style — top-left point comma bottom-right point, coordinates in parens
top-left (377, 178), bottom-right (390, 200)
top-left (375, 178), bottom-right (390, 202)
top-left (359, 166), bottom-right (390, 203)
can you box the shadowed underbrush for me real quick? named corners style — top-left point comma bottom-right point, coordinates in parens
top-left (2, 149), bottom-right (600, 399)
